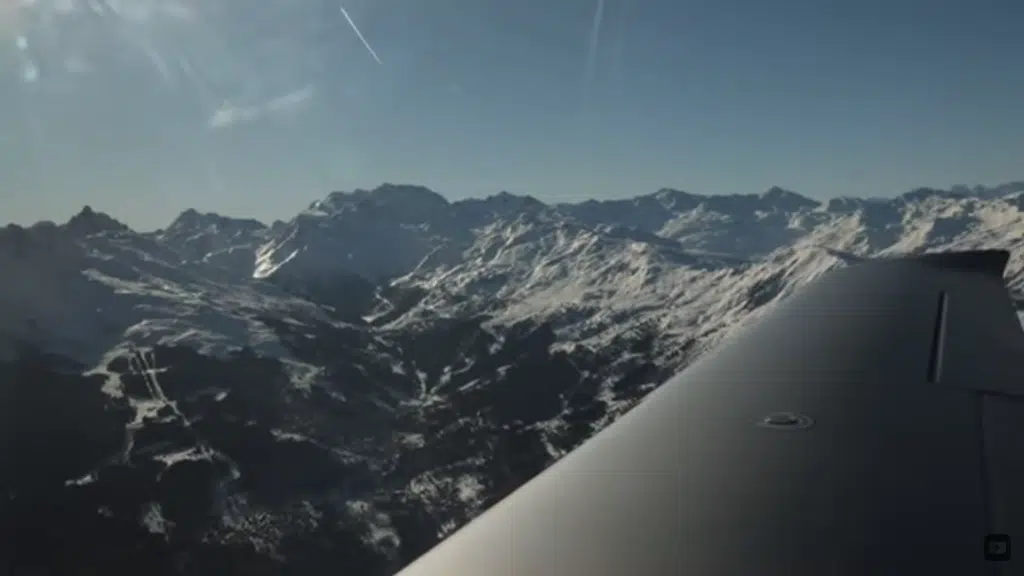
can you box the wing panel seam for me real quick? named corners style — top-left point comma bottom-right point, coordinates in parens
top-left (927, 291), bottom-right (948, 383)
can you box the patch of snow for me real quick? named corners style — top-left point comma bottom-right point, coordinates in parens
top-left (141, 502), bottom-right (172, 536)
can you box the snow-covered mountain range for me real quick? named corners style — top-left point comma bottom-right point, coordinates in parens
top-left (2, 182), bottom-right (1023, 575)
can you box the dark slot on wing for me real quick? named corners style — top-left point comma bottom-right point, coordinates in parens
top-left (928, 291), bottom-right (948, 383)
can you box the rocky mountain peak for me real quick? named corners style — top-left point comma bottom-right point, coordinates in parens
top-left (63, 206), bottom-right (130, 237)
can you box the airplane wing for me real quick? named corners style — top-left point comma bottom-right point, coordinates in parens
top-left (395, 250), bottom-right (1024, 576)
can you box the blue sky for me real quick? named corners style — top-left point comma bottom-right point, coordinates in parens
top-left (1, 0), bottom-right (1023, 230)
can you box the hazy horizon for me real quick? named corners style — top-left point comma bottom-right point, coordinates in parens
top-left (3, 0), bottom-right (1024, 230)
top-left (6, 177), bottom-right (1021, 233)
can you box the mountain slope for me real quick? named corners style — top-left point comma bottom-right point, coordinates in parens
top-left (1, 182), bottom-right (1022, 575)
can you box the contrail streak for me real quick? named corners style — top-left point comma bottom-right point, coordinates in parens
top-left (339, 4), bottom-right (382, 65)
top-left (582, 0), bottom-right (605, 112)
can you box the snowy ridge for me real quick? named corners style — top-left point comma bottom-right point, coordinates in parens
top-left (152, 208), bottom-right (273, 278)
top-left (254, 185), bottom-right (457, 281)
top-left (375, 187), bottom-right (1022, 361)
top-left (0, 207), bottom-right (333, 374)
top-left (387, 216), bottom-right (851, 362)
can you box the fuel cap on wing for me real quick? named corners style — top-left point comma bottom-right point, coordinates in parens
top-left (757, 411), bottom-right (814, 430)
